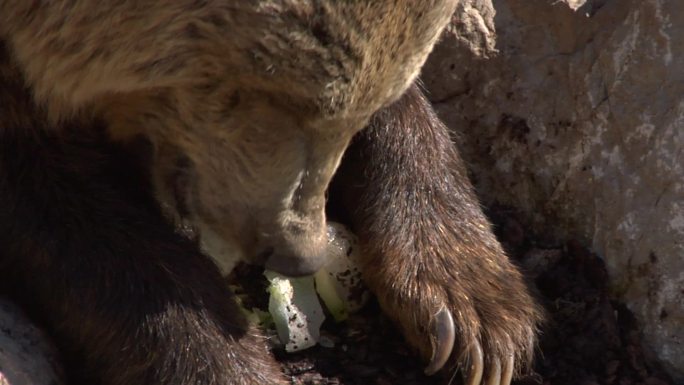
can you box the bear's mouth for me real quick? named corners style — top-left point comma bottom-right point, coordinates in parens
top-left (158, 151), bottom-right (331, 278)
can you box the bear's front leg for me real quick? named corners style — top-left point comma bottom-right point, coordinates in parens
top-left (0, 128), bottom-right (286, 385)
top-left (332, 84), bottom-right (543, 384)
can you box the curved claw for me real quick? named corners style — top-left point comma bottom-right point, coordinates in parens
top-left (424, 306), bottom-right (455, 375)
top-left (464, 342), bottom-right (484, 385)
top-left (501, 354), bottom-right (514, 385)
top-left (485, 357), bottom-right (501, 385)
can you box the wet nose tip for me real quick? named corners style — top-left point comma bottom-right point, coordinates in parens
top-left (259, 212), bottom-right (332, 276)
top-left (262, 226), bottom-right (330, 276)
top-left (264, 251), bottom-right (329, 277)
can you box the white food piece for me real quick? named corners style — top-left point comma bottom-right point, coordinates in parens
top-left (314, 222), bottom-right (369, 321)
top-left (265, 222), bottom-right (369, 351)
top-left (265, 271), bottom-right (324, 352)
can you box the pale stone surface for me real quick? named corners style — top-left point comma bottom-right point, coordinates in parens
top-left (0, 299), bottom-right (64, 385)
top-left (423, 0), bottom-right (684, 381)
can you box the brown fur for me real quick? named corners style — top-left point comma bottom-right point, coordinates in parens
top-left (0, 44), bottom-right (286, 385)
top-left (332, 83), bottom-right (543, 376)
top-left (0, 1), bottom-right (542, 384)
top-left (0, 0), bottom-right (459, 274)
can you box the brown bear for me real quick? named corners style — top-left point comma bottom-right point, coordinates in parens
top-left (0, 1), bottom-right (541, 384)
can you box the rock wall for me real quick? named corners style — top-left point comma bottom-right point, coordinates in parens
top-left (0, 299), bottom-right (64, 385)
top-left (422, 0), bottom-right (683, 381)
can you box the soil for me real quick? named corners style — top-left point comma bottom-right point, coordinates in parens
top-left (228, 207), bottom-right (675, 385)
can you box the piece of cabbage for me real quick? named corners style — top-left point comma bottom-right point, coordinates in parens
top-left (265, 272), bottom-right (323, 352)
top-left (313, 222), bottom-right (368, 321)
top-left (265, 222), bottom-right (369, 351)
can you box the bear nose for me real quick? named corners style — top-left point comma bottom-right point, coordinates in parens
top-left (260, 220), bottom-right (330, 277)
top-left (264, 249), bottom-right (328, 277)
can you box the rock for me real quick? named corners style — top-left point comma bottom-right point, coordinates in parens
top-left (422, 0), bottom-right (684, 382)
top-left (0, 298), bottom-right (64, 385)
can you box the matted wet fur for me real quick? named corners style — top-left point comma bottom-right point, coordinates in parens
top-left (0, 1), bottom-right (542, 384)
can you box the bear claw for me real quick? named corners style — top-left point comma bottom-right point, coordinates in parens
top-left (502, 354), bottom-right (515, 385)
top-left (464, 342), bottom-right (484, 385)
top-left (424, 306), bottom-right (455, 375)
top-left (467, 347), bottom-right (515, 385)
top-left (484, 357), bottom-right (501, 385)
